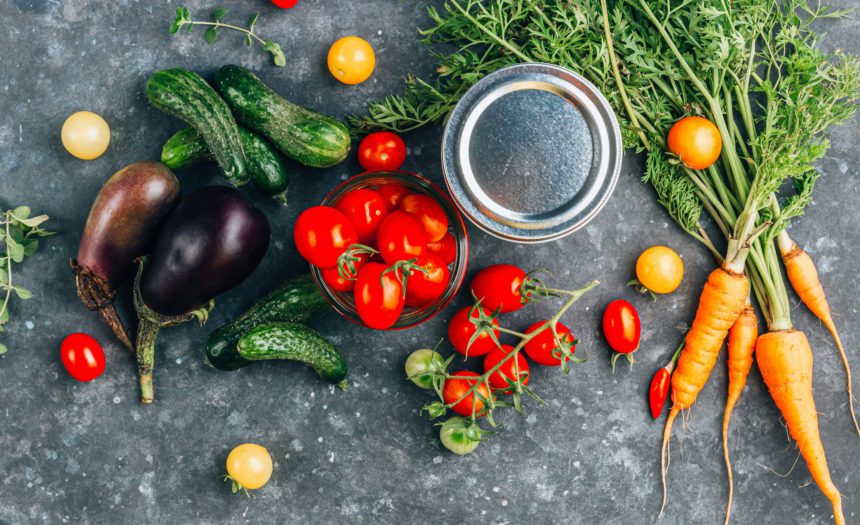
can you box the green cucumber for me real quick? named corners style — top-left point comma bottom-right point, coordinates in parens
top-left (146, 68), bottom-right (249, 185)
top-left (214, 64), bottom-right (351, 168)
top-left (237, 323), bottom-right (347, 389)
top-left (205, 273), bottom-right (329, 371)
top-left (162, 127), bottom-right (291, 203)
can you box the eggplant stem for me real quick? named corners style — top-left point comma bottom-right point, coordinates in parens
top-left (70, 259), bottom-right (135, 351)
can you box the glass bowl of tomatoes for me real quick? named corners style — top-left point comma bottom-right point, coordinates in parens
top-left (309, 171), bottom-right (469, 330)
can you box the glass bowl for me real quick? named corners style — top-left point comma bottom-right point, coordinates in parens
top-left (311, 171), bottom-right (469, 330)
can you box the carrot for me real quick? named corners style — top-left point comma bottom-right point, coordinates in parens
top-left (757, 329), bottom-right (844, 525)
top-left (660, 265), bottom-right (749, 514)
top-left (722, 300), bottom-right (758, 525)
top-left (778, 233), bottom-right (859, 438)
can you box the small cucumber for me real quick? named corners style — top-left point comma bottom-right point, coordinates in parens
top-left (205, 273), bottom-right (329, 371)
top-left (214, 65), bottom-right (351, 168)
top-left (146, 68), bottom-right (249, 185)
top-left (237, 323), bottom-right (348, 389)
top-left (162, 127), bottom-right (291, 203)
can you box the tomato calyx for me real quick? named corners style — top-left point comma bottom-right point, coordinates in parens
top-left (465, 300), bottom-right (502, 353)
top-left (223, 474), bottom-right (251, 497)
top-left (610, 348), bottom-right (638, 372)
top-left (337, 244), bottom-right (378, 281)
top-left (381, 258), bottom-right (429, 298)
top-left (627, 278), bottom-right (658, 301)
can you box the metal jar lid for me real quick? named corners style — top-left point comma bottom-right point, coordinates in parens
top-left (441, 63), bottom-right (622, 243)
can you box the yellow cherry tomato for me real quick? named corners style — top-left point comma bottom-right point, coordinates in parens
top-left (635, 246), bottom-right (684, 294)
top-left (61, 111), bottom-right (111, 160)
top-left (666, 116), bottom-right (721, 170)
top-left (327, 36), bottom-right (375, 85)
top-left (226, 443), bottom-right (273, 492)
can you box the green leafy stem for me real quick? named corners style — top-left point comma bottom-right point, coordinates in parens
top-left (0, 207), bottom-right (53, 355)
top-left (170, 7), bottom-right (286, 67)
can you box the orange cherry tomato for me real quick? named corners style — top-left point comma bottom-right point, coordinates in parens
top-left (327, 36), bottom-right (375, 85)
top-left (635, 245), bottom-right (684, 294)
top-left (667, 116), bottom-right (722, 170)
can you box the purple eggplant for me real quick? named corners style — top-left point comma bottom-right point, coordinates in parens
top-left (134, 186), bottom-right (270, 403)
top-left (72, 161), bottom-right (180, 351)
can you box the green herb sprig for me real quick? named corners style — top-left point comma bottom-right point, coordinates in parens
top-left (0, 207), bottom-right (53, 355)
top-left (169, 7), bottom-right (286, 67)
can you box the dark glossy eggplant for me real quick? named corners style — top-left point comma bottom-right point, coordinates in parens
top-left (134, 186), bottom-right (270, 403)
top-left (72, 161), bottom-right (180, 350)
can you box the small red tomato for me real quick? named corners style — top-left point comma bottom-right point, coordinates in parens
top-left (334, 189), bottom-right (389, 244)
top-left (405, 254), bottom-right (450, 304)
top-left (448, 306), bottom-right (499, 357)
top-left (483, 344), bottom-right (529, 392)
top-left (320, 252), bottom-right (369, 293)
top-left (443, 370), bottom-right (491, 417)
top-left (523, 321), bottom-right (577, 366)
top-left (376, 210), bottom-right (426, 265)
top-left (354, 262), bottom-right (405, 329)
top-left (603, 299), bottom-right (641, 354)
top-left (271, 0), bottom-right (299, 7)
top-left (399, 194), bottom-right (448, 243)
top-left (375, 184), bottom-right (411, 210)
top-left (426, 233), bottom-right (457, 265)
top-left (470, 264), bottom-right (530, 313)
top-left (293, 206), bottom-right (357, 269)
top-left (358, 132), bottom-right (407, 171)
top-left (61, 333), bottom-right (106, 382)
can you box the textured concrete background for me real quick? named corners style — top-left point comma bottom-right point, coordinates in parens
top-left (0, 1), bottom-right (857, 524)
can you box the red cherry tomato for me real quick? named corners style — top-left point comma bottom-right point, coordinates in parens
top-left (320, 252), bottom-right (369, 293)
top-left (334, 189), bottom-right (388, 244)
top-left (448, 306), bottom-right (499, 357)
top-left (470, 264), bottom-right (530, 313)
top-left (294, 206), bottom-right (357, 269)
top-left (602, 299), bottom-right (641, 354)
top-left (354, 262), bottom-right (405, 329)
top-left (61, 333), bottom-right (106, 382)
top-left (426, 233), bottom-right (457, 265)
top-left (483, 344), bottom-right (529, 392)
top-left (376, 210), bottom-right (426, 265)
top-left (404, 254), bottom-right (450, 304)
top-left (358, 132), bottom-right (407, 172)
top-left (375, 184), bottom-right (411, 209)
top-left (443, 370), bottom-right (491, 417)
top-left (523, 321), bottom-right (577, 366)
top-left (399, 194), bottom-right (448, 243)
top-left (272, 0), bottom-right (299, 7)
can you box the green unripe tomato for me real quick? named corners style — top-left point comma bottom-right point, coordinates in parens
top-left (405, 348), bottom-right (446, 389)
top-left (439, 417), bottom-right (482, 455)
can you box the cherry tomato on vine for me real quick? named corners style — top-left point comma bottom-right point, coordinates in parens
top-left (354, 262), bottom-right (405, 329)
top-left (523, 321), bottom-right (577, 366)
top-left (448, 306), bottom-right (499, 357)
top-left (376, 211), bottom-right (426, 265)
top-left (443, 370), bottom-right (491, 417)
top-left (635, 245), bottom-right (684, 294)
top-left (403, 254), bottom-right (450, 305)
top-left (271, 0), bottom-right (299, 7)
top-left (358, 132), bottom-right (407, 172)
top-left (335, 189), bottom-right (388, 244)
top-left (603, 299), bottom-right (641, 354)
top-left (225, 443), bottom-right (273, 492)
top-left (470, 264), bottom-right (531, 313)
top-left (483, 344), bottom-right (529, 392)
top-left (375, 184), bottom-right (411, 210)
top-left (426, 232), bottom-right (457, 265)
top-left (321, 252), bottom-right (369, 293)
top-left (327, 36), bottom-right (375, 85)
top-left (439, 417), bottom-right (482, 455)
top-left (405, 348), bottom-right (446, 389)
top-left (399, 194), bottom-right (448, 243)
top-left (667, 116), bottom-right (722, 170)
top-left (294, 206), bottom-right (358, 269)
top-left (60, 333), bottom-right (105, 382)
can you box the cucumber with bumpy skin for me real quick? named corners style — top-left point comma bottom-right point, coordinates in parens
top-left (162, 127), bottom-right (291, 203)
top-left (205, 273), bottom-right (329, 370)
top-left (214, 64), bottom-right (351, 168)
top-left (146, 68), bottom-right (249, 185)
top-left (237, 323), bottom-right (348, 389)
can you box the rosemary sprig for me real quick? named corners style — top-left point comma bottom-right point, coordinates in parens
top-left (0, 207), bottom-right (53, 355)
top-left (169, 7), bottom-right (286, 67)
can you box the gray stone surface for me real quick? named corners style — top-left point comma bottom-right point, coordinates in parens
top-left (0, 1), bottom-right (857, 524)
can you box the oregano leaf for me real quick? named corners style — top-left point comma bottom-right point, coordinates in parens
top-left (12, 206), bottom-right (30, 220)
top-left (248, 12), bottom-right (260, 32)
top-left (213, 7), bottom-right (228, 21)
top-left (6, 237), bottom-right (24, 263)
top-left (205, 27), bottom-right (218, 44)
top-left (0, 343), bottom-right (7, 355)
top-left (264, 39), bottom-right (286, 67)
top-left (13, 286), bottom-right (32, 300)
